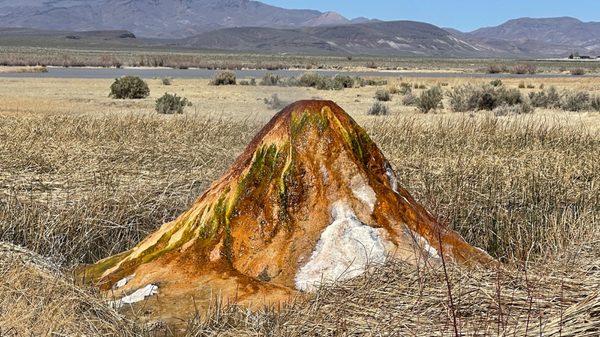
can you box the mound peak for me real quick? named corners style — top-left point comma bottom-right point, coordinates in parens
top-left (82, 100), bottom-right (492, 325)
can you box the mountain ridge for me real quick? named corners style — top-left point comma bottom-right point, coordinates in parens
top-left (1, 1), bottom-right (600, 58)
top-left (0, 0), bottom-right (350, 38)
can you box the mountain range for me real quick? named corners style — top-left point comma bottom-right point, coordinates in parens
top-left (0, 0), bottom-right (599, 58)
top-left (0, 0), bottom-right (361, 38)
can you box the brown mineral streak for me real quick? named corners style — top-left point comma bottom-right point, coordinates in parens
top-left (81, 100), bottom-right (493, 326)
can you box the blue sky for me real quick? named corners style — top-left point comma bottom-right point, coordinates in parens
top-left (261, 0), bottom-right (600, 32)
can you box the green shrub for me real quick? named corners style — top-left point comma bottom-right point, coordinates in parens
top-left (375, 89), bottom-right (392, 102)
top-left (296, 72), bottom-right (344, 90)
top-left (239, 80), bottom-right (250, 86)
top-left (334, 75), bottom-right (355, 88)
top-left (260, 73), bottom-right (280, 86)
top-left (497, 88), bottom-right (525, 106)
top-left (591, 96), bottom-right (600, 111)
top-left (528, 86), bottom-right (561, 108)
top-left (570, 68), bottom-right (586, 76)
top-left (364, 78), bottom-right (388, 86)
top-left (486, 64), bottom-right (508, 74)
top-left (447, 84), bottom-right (524, 112)
top-left (109, 76), bottom-right (150, 99)
top-left (155, 93), bottom-right (190, 114)
top-left (161, 78), bottom-right (172, 86)
top-left (211, 71), bottom-right (236, 85)
top-left (367, 101), bottom-right (389, 116)
top-left (448, 85), bottom-right (472, 112)
top-left (527, 84), bottom-right (536, 89)
top-left (490, 79), bottom-right (503, 87)
top-left (417, 86), bottom-right (444, 113)
top-left (316, 78), bottom-right (343, 90)
top-left (561, 91), bottom-right (590, 111)
top-left (399, 83), bottom-right (412, 95)
top-left (298, 72), bottom-right (322, 87)
top-left (518, 82), bottom-right (526, 89)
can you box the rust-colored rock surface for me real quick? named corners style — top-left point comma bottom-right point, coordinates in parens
top-left (82, 100), bottom-right (492, 325)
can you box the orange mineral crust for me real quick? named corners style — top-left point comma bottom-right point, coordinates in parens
top-left (82, 100), bottom-right (493, 325)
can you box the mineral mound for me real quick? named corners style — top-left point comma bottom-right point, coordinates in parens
top-left (83, 100), bottom-right (492, 324)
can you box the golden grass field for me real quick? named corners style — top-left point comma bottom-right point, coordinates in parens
top-left (0, 75), bottom-right (599, 336)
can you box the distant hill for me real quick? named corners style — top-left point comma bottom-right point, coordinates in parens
top-left (465, 17), bottom-right (600, 56)
top-left (182, 20), bottom-right (488, 57)
top-left (0, 0), bottom-right (351, 38)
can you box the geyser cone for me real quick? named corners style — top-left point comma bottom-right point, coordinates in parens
top-left (83, 100), bottom-right (492, 323)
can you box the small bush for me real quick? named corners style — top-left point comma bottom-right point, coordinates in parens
top-left (260, 73), bottom-right (280, 86)
top-left (155, 93), bottom-right (190, 114)
top-left (334, 75), bottom-right (355, 88)
top-left (417, 86), bottom-right (444, 113)
top-left (250, 78), bottom-right (257, 86)
top-left (486, 65), bottom-right (507, 74)
top-left (367, 101), bottom-right (389, 116)
top-left (297, 73), bottom-right (343, 90)
top-left (591, 96), bottom-right (600, 111)
top-left (570, 68), bottom-right (586, 76)
top-left (387, 84), bottom-right (401, 95)
top-left (239, 80), bottom-right (250, 86)
top-left (490, 79), bottom-right (503, 87)
top-left (298, 72), bottom-right (322, 87)
top-left (561, 91), bottom-right (590, 111)
top-left (399, 83), bottom-right (412, 95)
top-left (402, 93), bottom-right (418, 106)
top-left (109, 76), bottom-right (150, 99)
top-left (528, 86), bottom-right (561, 108)
top-left (161, 78), bottom-right (172, 86)
top-left (375, 89), bottom-right (392, 102)
top-left (263, 94), bottom-right (287, 110)
top-left (316, 78), bottom-right (343, 90)
top-left (512, 64), bottom-right (537, 75)
top-left (518, 82), bottom-right (526, 89)
top-left (364, 78), bottom-right (388, 86)
top-left (497, 88), bottom-right (525, 106)
top-left (447, 84), bottom-right (525, 112)
top-left (527, 84), bottom-right (535, 89)
top-left (211, 71), bottom-right (236, 85)
top-left (493, 102), bottom-right (533, 116)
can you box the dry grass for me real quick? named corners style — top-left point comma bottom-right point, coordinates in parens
top-left (0, 65), bottom-right (47, 73)
top-left (192, 243), bottom-right (600, 337)
top-left (0, 77), bottom-right (598, 336)
top-left (0, 243), bottom-right (142, 336)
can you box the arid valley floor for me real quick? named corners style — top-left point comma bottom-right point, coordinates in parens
top-left (1, 73), bottom-right (599, 336)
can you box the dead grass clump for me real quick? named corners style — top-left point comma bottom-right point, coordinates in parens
top-left (0, 242), bottom-right (141, 336)
top-left (192, 243), bottom-right (600, 336)
top-left (211, 71), bottom-right (237, 85)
